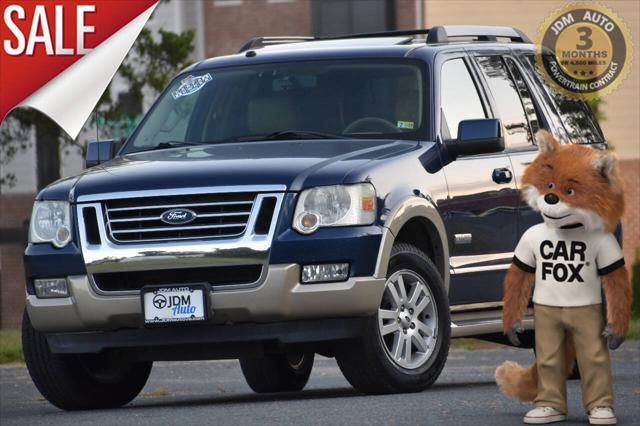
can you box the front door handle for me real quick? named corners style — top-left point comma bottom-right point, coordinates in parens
top-left (492, 167), bottom-right (513, 184)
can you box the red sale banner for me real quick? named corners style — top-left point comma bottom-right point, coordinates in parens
top-left (0, 0), bottom-right (158, 138)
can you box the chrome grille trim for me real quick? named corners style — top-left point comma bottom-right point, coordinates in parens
top-left (103, 192), bottom-right (258, 243)
top-left (75, 185), bottom-right (287, 202)
top-left (108, 212), bottom-right (251, 223)
top-left (75, 187), bottom-right (286, 294)
top-left (106, 200), bottom-right (254, 212)
top-left (110, 223), bottom-right (248, 233)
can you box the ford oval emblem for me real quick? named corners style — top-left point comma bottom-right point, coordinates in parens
top-left (160, 208), bottom-right (197, 225)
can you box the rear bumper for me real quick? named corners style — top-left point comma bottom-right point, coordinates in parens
top-left (26, 264), bottom-right (385, 333)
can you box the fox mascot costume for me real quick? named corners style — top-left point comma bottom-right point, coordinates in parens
top-left (495, 131), bottom-right (632, 425)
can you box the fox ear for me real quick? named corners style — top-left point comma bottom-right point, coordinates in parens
top-left (592, 152), bottom-right (616, 182)
top-left (536, 130), bottom-right (560, 153)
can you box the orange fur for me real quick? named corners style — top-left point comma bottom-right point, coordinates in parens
top-left (502, 264), bottom-right (535, 332)
top-left (495, 361), bottom-right (538, 402)
top-left (602, 266), bottom-right (633, 337)
top-left (496, 131), bottom-right (628, 402)
top-left (522, 130), bottom-right (624, 233)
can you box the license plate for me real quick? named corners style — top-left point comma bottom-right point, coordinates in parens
top-left (142, 285), bottom-right (207, 325)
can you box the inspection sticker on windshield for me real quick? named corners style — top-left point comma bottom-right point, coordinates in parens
top-left (172, 73), bottom-right (213, 99)
top-left (397, 120), bottom-right (415, 129)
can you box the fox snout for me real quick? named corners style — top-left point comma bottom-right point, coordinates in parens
top-left (544, 193), bottom-right (559, 205)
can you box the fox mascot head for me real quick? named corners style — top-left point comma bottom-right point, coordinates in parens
top-left (521, 130), bottom-right (624, 233)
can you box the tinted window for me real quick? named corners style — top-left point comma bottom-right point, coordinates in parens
top-left (524, 55), bottom-right (603, 144)
top-left (440, 58), bottom-right (486, 139)
top-left (125, 60), bottom-right (426, 153)
top-left (477, 56), bottom-right (532, 148)
top-left (505, 57), bottom-right (540, 137)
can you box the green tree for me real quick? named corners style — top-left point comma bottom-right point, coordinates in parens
top-left (1, 24), bottom-right (194, 190)
top-left (92, 28), bottom-right (194, 142)
top-left (1, 108), bottom-right (62, 190)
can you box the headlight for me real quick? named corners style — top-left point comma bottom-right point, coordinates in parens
top-left (29, 201), bottom-right (72, 248)
top-left (293, 184), bottom-right (376, 234)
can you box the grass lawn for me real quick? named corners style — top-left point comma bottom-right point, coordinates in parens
top-left (0, 330), bottom-right (23, 364)
top-left (628, 316), bottom-right (640, 340)
top-left (1, 318), bottom-right (638, 364)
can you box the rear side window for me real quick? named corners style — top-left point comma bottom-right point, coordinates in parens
top-left (440, 58), bottom-right (486, 139)
top-left (476, 56), bottom-right (534, 148)
top-left (524, 55), bottom-right (603, 144)
top-left (504, 57), bottom-right (541, 137)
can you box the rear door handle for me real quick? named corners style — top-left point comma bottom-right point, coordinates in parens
top-left (492, 167), bottom-right (513, 184)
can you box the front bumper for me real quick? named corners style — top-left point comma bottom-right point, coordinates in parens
top-left (47, 317), bottom-right (369, 355)
top-left (26, 264), bottom-right (385, 333)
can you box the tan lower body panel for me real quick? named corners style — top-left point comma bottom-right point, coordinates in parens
top-left (26, 264), bottom-right (386, 333)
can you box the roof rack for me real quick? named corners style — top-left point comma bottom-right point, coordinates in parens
top-left (426, 25), bottom-right (532, 43)
top-left (239, 36), bottom-right (314, 52)
top-left (321, 28), bottom-right (430, 40)
top-left (238, 26), bottom-right (532, 52)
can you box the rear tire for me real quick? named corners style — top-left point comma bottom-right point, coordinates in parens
top-left (335, 243), bottom-right (450, 394)
top-left (22, 309), bottom-right (152, 410)
top-left (240, 352), bottom-right (314, 393)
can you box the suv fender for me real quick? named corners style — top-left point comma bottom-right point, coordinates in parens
top-left (374, 196), bottom-right (449, 293)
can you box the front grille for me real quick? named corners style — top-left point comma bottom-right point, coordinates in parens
top-left (92, 265), bottom-right (263, 292)
top-left (103, 192), bottom-right (257, 243)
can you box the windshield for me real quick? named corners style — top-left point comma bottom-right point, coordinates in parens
top-left (124, 59), bottom-right (426, 153)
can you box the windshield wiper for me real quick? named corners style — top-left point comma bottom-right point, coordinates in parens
top-left (265, 130), bottom-right (343, 140)
top-left (226, 130), bottom-right (344, 143)
top-left (136, 141), bottom-right (201, 153)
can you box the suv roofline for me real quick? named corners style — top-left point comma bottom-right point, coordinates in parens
top-left (238, 25), bottom-right (532, 53)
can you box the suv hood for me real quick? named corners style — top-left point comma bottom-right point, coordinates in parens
top-left (54, 139), bottom-right (419, 201)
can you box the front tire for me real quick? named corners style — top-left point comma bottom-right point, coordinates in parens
top-left (335, 243), bottom-right (450, 394)
top-left (240, 352), bottom-right (314, 393)
top-left (22, 310), bottom-right (152, 410)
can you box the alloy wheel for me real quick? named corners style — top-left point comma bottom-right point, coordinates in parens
top-left (377, 269), bottom-right (438, 370)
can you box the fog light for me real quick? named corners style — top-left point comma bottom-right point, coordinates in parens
top-left (301, 263), bottom-right (349, 283)
top-left (34, 278), bottom-right (69, 298)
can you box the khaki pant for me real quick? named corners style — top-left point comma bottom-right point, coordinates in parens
top-left (534, 303), bottom-right (614, 414)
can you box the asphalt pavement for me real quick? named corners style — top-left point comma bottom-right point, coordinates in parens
top-left (1, 342), bottom-right (638, 426)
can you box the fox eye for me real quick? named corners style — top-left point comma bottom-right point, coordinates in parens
top-left (548, 183), bottom-right (555, 189)
top-left (566, 188), bottom-right (576, 196)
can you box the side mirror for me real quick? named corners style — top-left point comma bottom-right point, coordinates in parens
top-left (85, 140), bottom-right (121, 168)
top-left (446, 118), bottom-right (504, 158)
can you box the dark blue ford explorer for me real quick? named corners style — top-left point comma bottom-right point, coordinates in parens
top-left (22, 26), bottom-right (608, 410)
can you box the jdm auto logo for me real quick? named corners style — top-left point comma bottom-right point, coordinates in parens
top-left (535, 2), bottom-right (633, 100)
top-left (152, 294), bottom-right (167, 309)
top-left (160, 208), bottom-right (197, 225)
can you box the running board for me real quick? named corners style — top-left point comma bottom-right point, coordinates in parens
top-left (450, 308), bottom-right (533, 338)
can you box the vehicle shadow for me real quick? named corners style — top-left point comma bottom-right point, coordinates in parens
top-left (127, 380), bottom-right (499, 410)
top-left (429, 381), bottom-right (498, 391)
top-left (128, 386), bottom-right (361, 409)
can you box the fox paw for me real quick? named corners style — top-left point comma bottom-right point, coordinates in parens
top-left (602, 324), bottom-right (625, 350)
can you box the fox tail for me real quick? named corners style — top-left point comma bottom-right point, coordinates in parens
top-left (495, 361), bottom-right (538, 402)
